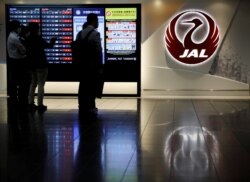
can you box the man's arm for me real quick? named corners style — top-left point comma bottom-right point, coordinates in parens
top-left (93, 32), bottom-right (103, 68)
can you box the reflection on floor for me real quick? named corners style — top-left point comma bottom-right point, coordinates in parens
top-left (0, 98), bottom-right (250, 182)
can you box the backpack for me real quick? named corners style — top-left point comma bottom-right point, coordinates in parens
top-left (70, 29), bottom-right (94, 65)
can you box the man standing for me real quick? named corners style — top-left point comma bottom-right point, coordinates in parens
top-left (7, 20), bottom-right (29, 112)
top-left (77, 13), bottom-right (103, 116)
top-left (26, 22), bottom-right (56, 113)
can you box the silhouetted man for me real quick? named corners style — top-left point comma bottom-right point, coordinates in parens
top-left (77, 13), bottom-right (103, 115)
top-left (7, 20), bottom-right (29, 112)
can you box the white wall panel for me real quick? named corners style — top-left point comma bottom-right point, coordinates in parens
top-left (141, 0), bottom-right (249, 91)
top-left (0, 64), bottom-right (7, 90)
top-left (143, 67), bottom-right (248, 90)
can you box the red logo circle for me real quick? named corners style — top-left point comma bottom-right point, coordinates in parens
top-left (165, 10), bottom-right (220, 65)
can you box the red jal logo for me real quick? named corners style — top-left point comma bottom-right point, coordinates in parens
top-left (165, 10), bottom-right (219, 65)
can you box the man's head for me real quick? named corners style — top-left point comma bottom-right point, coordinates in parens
top-left (87, 13), bottom-right (98, 28)
top-left (28, 22), bottom-right (40, 35)
top-left (9, 20), bottom-right (21, 33)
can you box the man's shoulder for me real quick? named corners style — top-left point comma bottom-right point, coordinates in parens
top-left (82, 27), bottom-right (97, 33)
top-left (81, 27), bottom-right (98, 39)
top-left (8, 32), bottom-right (18, 40)
top-left (8, 32), bottom-right (20, 44)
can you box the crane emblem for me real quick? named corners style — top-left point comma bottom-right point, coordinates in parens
top-left (165, 10), bottom-right (220, 65)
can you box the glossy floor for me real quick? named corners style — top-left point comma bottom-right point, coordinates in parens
top-left (0, 98), bottom-right (250, 182)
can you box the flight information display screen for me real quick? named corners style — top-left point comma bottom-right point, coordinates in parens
top-left (6, 4), bottom-right (141, 82)
top-left (105, 8), bottom-right (137, 61)
top-left (41, 7), bottom-right (73, 63)
top-left (8, 7), bottom-right (40, 25)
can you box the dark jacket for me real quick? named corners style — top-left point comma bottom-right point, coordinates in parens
top-left (79, 26), bottom-right (103, 73)
top-left (26, 34), bottom-right (54, 69)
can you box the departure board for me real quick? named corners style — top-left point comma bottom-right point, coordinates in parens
top-left (8, 7), bottom-right (40, 25)
top-left (6, 4), bottom-right (141, 83)
top-left (41, 7), bottom-right (73, 64)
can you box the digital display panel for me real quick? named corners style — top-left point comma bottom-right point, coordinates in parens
top-left (6, 4), bottom-right (141, 84)
top-left (105, 8), bottom-right (137, 61)
top-left (8, 7), bottom-right (40, 25)
top-left (41, 7), bottom-right (73, 64)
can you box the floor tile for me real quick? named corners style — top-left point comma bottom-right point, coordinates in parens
top-left (1, 98), bottom-right (250, 182)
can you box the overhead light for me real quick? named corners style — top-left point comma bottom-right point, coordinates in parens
top-left (154, 0), bottom-right (162, 7)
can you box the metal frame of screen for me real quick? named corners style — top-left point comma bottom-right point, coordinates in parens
top-left (6, 4), bottom-right (141, 96)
